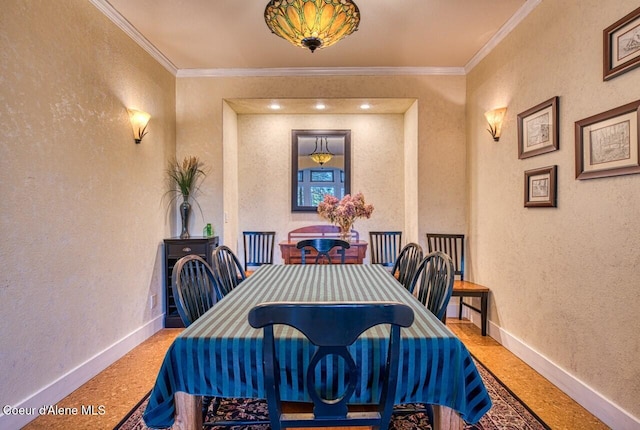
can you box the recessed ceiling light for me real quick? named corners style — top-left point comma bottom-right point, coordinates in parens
top-left (315, 103), bottom-right (326, 110)
top-left (269, 103), bottom-right (281, 110)
top-left (360, 103), bottom-right (371, 110)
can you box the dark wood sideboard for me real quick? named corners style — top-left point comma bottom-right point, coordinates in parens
top-left (163, 236), bottom-right (219, 328)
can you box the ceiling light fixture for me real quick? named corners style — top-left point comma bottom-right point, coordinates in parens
top-left (264, 0), bottom-right (360, 53)
top-left (309, 136), bottom-right (333, 166)
top-left (360, 103), bottom-right (371, 110)
top-left (315, 103), bottom-right (326, 110)
top-left (485, 107), bottom-right (507, 142)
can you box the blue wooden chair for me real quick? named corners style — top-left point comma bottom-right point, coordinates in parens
top-left (243, 231), bottom-right (276, 275)
top-left (427, 233), bottom-right (467, 316)
top-left (248, 301), bottom-right (414, 430)
top-left (408, 251), bottom-right (455, 321)
top-left (171, 255), bottom-right (218, 421)
top-left (369, 231), bottom-right (402, 268)
top-left (171, 255), bottom-right (218, 326)
top-left (211, 245), bottom-right (246, 298)
top-left (391, 242), bottom-right (424, 291)
top-left (296, 238), bottom-right (350, 264)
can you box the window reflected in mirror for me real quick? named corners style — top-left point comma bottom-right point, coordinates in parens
top-left (292, 129), bottom-right (351, 212)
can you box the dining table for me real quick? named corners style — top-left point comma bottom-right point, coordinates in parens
top-left (143, 264), bottom-right (491, 430)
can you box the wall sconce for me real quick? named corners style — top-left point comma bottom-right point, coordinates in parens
top-left (484, 107), bottom-right (507, 141)
top-left (128, 109), bottom-right (150, 144)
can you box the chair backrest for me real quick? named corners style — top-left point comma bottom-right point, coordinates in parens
top-left (369, 231), bottom-right (402, 267)
top-left (243, 231), bottom-right (276, 272)
top-left (296, 238), bottom-right (350, 264)
top-left (391, 242), bottom-right (424, 291)
top-left (171, 255), bottom-right (218, 326)
top-left (426, 233), bottom-right (465, 280)
top-left (211, 245), bottom-right (247, 298)
top-left (409, 251), bottom-right (455, 321)
top-left (248, 302), bottom-right (414, 430)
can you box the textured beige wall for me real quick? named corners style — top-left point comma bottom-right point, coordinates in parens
top-left (0, 0), bottom-right (175, 408)
top-left (236, 113), bottom-right (404, 263)
top-left (176, 75), bottom-right (467, 254)
top-left (466, 0), bottom-right (640, 418)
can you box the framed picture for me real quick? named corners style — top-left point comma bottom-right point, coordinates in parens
top-left (575, 100), bottom-right (640, 180)
top-left (604, 6), bottom-right (640, 80)
top-left (524, 166), bottom-right (557, 208)
top-left (518, 97), bottom-right (559, 159)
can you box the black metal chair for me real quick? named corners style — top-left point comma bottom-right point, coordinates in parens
top-left (426, 233), bottom-right (466, 317)
top-left (409, 251), bottom-right (455, 322)
top-left (242, 231), bottom-right (275, 275)
top-left (391, 243), bottom-right (424, 291)
top-left (296, 238), bottom-right (350, 264)
top-left (369, 231), bottom-right (402, 268)
top-left (248, 302), bottom-right (414, 430)
top-left (211, 245), bottom-right (246, 298)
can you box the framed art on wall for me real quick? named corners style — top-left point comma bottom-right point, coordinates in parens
top-left (603, 6), bottom-right (640, 80)
top-left (518, 96), bottom-right (559, 159)
top-left (524, 166), bottom-right (557, 208)
top-left (575, 100), bottom-right (640, 180)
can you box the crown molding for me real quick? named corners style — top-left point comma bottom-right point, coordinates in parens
top-left (89, 0), bottom-right (178, 75)
top-left (176, 66), bottom-right (466, 78)
top-left (91, 0), bottom-right (537, 79)
top-left (465, 0), bottom-right (542, 73)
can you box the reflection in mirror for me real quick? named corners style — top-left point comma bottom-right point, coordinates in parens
top-left (292, 129), bottom-right (351, 212)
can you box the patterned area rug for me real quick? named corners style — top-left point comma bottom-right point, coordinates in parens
top-left (115, 358), bottom-right (550, 430)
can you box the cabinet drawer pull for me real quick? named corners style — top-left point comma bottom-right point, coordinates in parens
top-left (182, 247), bottom-right (192, 252)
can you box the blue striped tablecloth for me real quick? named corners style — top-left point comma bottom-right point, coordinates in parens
top-left (143, 264), bottom-right (491, 428)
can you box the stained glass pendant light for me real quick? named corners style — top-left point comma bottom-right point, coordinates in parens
top-left (310, 137), bottom-right (333, 166)
top-left (264, 0), bottom-right (360, 53)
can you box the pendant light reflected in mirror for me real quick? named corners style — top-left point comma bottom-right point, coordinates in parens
top-left (309, 136), bottom-right (334, 166)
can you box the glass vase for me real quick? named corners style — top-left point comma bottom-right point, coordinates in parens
top-left (180, 200), bottom-right (191, 239)
top-left (339, 224), bottom-right (352, 242)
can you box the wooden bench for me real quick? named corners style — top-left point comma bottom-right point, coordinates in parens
top-left (280, 225), bottom-right (368, 264)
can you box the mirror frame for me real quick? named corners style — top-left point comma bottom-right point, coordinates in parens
top-left (291, 129), bottom-right (351, 212)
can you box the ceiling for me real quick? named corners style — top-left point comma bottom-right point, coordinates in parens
top-left (100, 0), bottom-right (531, 73)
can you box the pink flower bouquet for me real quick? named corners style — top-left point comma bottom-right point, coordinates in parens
top-left (317, 193), bottom-right (374, 234)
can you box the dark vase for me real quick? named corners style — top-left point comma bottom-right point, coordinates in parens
top-left (180, 200), bottom-right (191, 239)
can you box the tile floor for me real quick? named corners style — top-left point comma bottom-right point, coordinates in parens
top-left (23, 319), bottom-right (609, 430)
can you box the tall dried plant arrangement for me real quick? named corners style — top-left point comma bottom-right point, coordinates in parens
top-left (165, 156), bottom-right (207, 217)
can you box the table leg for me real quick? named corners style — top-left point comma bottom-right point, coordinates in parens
top-left (433, 404), bottom-right (466, 430)
top-left (172, 392), bottom-right (202, 430)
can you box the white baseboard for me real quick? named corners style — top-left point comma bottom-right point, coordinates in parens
top-left (446, 300), bottom-right (638, 428)
top-left (0, 314), bottom-right (164, 429)
top-left (487, 319), bottom-right (639, 430)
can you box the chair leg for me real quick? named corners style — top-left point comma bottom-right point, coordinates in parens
top-left (458, 296), bottom-right (463, 320)
top-left (481, 292), bottom-right (488, 336)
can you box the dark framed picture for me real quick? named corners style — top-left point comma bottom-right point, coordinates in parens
top-left (604, 6), bottom-right (640, 80)
top-left (524, 166), bottom-right (557, 208)
top-left (518, 97), bottom-right (559, 159)
top-left (575, 100), bottom-right (640, 180)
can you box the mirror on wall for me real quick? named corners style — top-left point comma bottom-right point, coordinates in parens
top-left (291, 129), bottom-right (351, 212)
